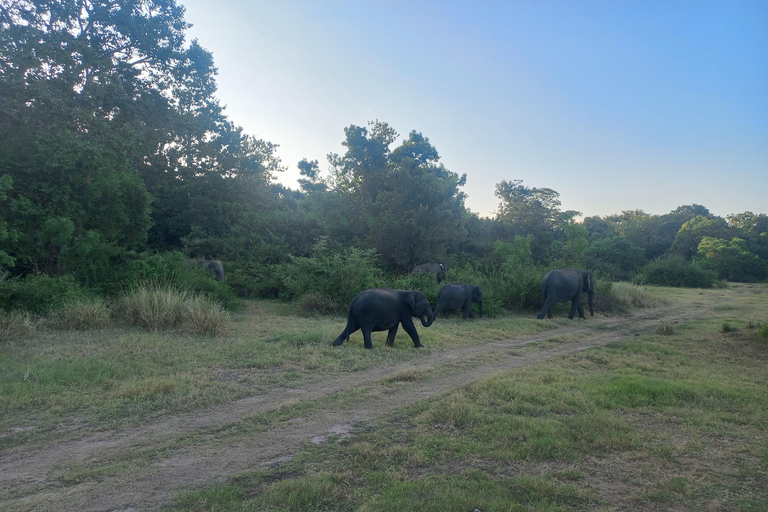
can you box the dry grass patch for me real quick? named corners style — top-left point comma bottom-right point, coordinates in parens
top-left (46, 298), bottom-right (112, 330)
top-left (0, 309), bottom-right (35, 340)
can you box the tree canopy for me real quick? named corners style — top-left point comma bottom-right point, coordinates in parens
top-left (0, 2), bottom-right (766, 310)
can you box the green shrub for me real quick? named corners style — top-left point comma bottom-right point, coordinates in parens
top-left (467, 238), bottom-right (545, 314)
top-left (0, 274), bottom-right (87, 314)
top-left (47, 297), bottom-right (112, 330)
top-left (634, 254), bottom-right (719, 288)
top-left (0, 309), bottom-right (35, 340)
top-left (282, 239), bottom-right (383, 312)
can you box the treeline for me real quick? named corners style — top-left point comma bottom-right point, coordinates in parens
top-left (1, 1), bottom-right (766, 315)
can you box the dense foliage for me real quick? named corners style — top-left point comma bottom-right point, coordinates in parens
top-left (1, 1), bottom-right (766, 315)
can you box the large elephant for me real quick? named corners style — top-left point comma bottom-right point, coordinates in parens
top-left (537, 268), bottom-right (594, 320)
top-left (433, 283), bottom-right (483, 319)
top-left (412, 262), bottom-right (449, 283)
top-left (332, 288), bottom-right (435, 349)
top-left (185, 258), bottom-right (225, 281)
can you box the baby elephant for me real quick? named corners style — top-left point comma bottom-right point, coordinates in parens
top-left (332, 288), bottom-right (435, 349)
top-left (433, 283), bottom-right (483, 319)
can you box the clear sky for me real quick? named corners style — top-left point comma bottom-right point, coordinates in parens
top-left (180, 0), bottom-right (768, 219)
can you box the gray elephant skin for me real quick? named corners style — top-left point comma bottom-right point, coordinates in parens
top-left (537, 268), bottom-right (594, 319)
top-left (332, 288), bottom-right (435, 349)
top-left (434, 283), bottom-right (483, 319)
top-left (185, 258), bottom-right (225, 281)
top-left (412, 262), bottom-right (449, 283)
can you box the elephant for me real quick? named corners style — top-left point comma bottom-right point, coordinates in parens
top-left (412, 262), bottom-right (449, 283)
top-left (537, 268), bottom-right (594, 320)
top-left (332, 288), bottom-right (435, 349)
top-left (185, 258), bottom-right (225, 281)
top-left (433, 283), bottom-right (483, 319)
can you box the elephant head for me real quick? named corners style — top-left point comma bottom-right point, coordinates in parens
top-left (406, 290), bottom-right (435, 327)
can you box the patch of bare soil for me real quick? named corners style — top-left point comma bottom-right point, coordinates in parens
top-left (0, 299), bottom-right (714, 511)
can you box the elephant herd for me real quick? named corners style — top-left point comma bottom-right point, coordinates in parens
top-left (333, 265), bottom-right (595, 349)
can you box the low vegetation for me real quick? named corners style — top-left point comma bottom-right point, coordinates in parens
top-left (1, 284), bottom-right (766, 511)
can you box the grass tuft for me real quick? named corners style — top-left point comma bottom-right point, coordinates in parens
top-left (656, 321), bottom-right (674, 336)
top-left (595, 281), bottom-right (663, 314)
top-left (183, 295), bottom-right (230, 336)
top-left (119, 284), bottom-right (189, 330)
top-left (47, 298), bottom-right (112, 330)
top-left (0, 309), bottom-right (35, 340)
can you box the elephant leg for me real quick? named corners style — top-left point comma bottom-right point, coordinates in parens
top-left (537, 296), bottom-right (556, 319)
top-left (400, 318), bottom-right (423, 348)
top-left (386, 325), bottom-right (399, 346)
top-left (577, 302), bottom-right (586, 319)
top-left (362, 329), bottom-right (374, 349)
top-left (462, 300), bottom-right (472, 319)
top-left (568, 299), bottom-right (579, 320)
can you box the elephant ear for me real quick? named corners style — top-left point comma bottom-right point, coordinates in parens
top-left (405, 292), bottom-right (418, 311)
top-left (585, 271), bottom-right (594, 292)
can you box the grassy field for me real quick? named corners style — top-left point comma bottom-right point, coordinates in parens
top-left (1, 283), bottom-right (767, 511)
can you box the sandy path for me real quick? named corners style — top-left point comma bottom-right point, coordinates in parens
top-left (0, 299), bottom-right (709, 511)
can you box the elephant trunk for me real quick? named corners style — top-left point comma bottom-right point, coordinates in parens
top-left (587, 291), bottom-right (594, 316)
top-left (420, 311), bottom-right (435, 327)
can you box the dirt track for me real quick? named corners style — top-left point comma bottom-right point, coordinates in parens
top-left (0, 299), bottom-right (712, 511)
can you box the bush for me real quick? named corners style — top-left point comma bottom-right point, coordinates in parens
top-left (0, 273), bottom-right (88, 314)
top-left (634, 254), bottom-right (719, 288)
top-left (46, 297), bottom-right (112, 330)
top-left (0, 309), bottom-right (35, 340)
top-left (472, 239), bottom-right (544, 313)
top-left (282, 239), bottom-right (384, 313)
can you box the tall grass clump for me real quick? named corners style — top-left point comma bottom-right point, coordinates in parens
top-left (119, 284), bottom-right (190, 330)
top-left (0, 309), bottom-right (35, 340)
top-left (47, 297), bottom-right (112, 330)
top-left (596, 281), bottom-right (662, 314)
top-left (183, 294), bottom-right (230, 336)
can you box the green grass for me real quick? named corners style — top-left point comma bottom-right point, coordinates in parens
top-left (169, 283), bottom-right (768, 511)
top-left (2, 283), bottom-right (767, 511)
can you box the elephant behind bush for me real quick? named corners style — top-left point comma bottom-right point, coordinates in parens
top-left (185, 259), bottom-right (225, 281)
top-left (412, 262), bottom-right (449, 283)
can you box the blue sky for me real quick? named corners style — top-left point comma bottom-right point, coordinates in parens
top-left (181, 0), bottom-right (768, 219)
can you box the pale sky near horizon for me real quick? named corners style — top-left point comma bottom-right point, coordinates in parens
top-left (180, 0), bottom-right (767, 220)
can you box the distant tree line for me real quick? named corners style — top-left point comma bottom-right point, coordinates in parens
top-left (1, 0), bottom-right (766, 314)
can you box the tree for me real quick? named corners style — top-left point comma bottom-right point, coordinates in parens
top-left (727, 211), bottom-right (768, 260)
top-left (584, 236), bottom-right (647, 281)
top-left (669, 215), bottom-right (732, 260)
top-left (326, 123), bottom-right (468, 270)
top-left (494, 179), bottom-right (564, 261)
top-left (0, 0), bottom-right (280, 276)
top-left (698, 236), bottom-right (766, 282)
